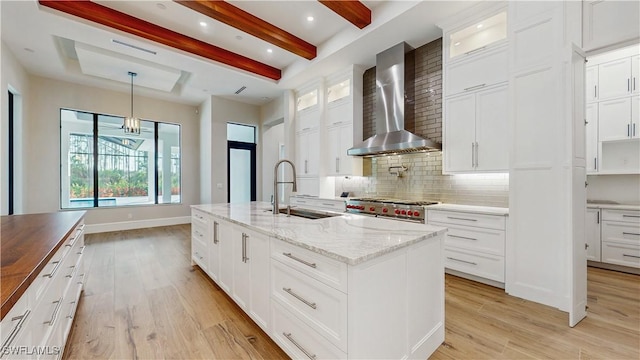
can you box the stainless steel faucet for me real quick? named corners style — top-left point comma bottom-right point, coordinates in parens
top-left (273, 159), bottom-right (297, 214)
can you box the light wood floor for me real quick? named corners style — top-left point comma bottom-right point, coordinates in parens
top-left (64, 225), bottom-right (640, 359)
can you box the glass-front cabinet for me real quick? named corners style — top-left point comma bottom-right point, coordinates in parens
top-left (448, 11), bottom-right (507, 60)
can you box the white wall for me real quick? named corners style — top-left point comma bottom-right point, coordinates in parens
top-left (587, 175), bottom-right (640, 204)
top-left (201, 96), bottom-right (260, 204)
top-left (1, 41), bottom-right (29, 215)
top-left (260, 95), bottom-right (285, 203)
top-left (23, 75), bottom-right (199, 226)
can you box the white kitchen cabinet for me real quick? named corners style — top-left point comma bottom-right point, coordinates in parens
top-left (598, 57), bottom-right (633, 101)
top-left (295, 129), bottom-right (319, 177)
top-left (191, 209), bottom-right (211, 273)
top-left (217, 219), bottom-right (234, 294)
top-left (583, 0), bottom-right (640, 52)
top-left (601, 209), bottom-right (640, 268)
top-left (444, 84), bottom-right (508, 173)
top-left (428, 208), bottom-right (507, 286)
top-left (586, 66), bottom-right (598, 103)
top-left (446, 11), bottom-right (507, 61)
top-left (445, 45), bottom-right (508, 96)
top-left (586, 103), bottom-right (599, 173)
top-left (231, 226), bottom-right (251, 311)
top-left (586, 208), bottom-right (601, 262)
top-left (598, 97), bottom-right (632, 141)
top-left (326, 124), bottom-right (358, 176)
top-left (209, 220), bottom-right (220, 282)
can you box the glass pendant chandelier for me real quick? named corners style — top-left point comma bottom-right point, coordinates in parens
top-left (124, 71), bottom-right (140, 134)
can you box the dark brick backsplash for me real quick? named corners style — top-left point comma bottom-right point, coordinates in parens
top-left (362, 38), bottom-right (443, 143)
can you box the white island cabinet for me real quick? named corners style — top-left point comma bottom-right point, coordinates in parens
top-left (191, 202), bottom-right (446, 360)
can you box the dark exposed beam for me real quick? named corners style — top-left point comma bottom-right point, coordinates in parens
top-left (176, 0), bottom-right (317, 60)
top-left (319, 0), bottom-right (371, 29)
top-left (38, 0), bottom-right (281, 80)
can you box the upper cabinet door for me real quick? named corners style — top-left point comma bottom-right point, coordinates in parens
top-left (475, 85), bottom-right (509, 172)
top-left (445, 46), bottom-right (508, 96)
top-left (583, 0), bottom-right (640, 52)
top-left (586, 66), bottom-right (599, 103)
top-left (598, 57), bottom-right (631, 100)
top-left (632, 55), bottom-right (639, 95)
top-left (585, 103), bottom-right (599, 173)
top-left (598, 97), bottom-right (631, 141)
top-left (632, 96), bottom-right (639, 139)
top-left (444, 94), bottom-right (476, 173)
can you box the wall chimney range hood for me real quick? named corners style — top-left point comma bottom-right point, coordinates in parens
top-left (348, 42), bottom-right (441, 157)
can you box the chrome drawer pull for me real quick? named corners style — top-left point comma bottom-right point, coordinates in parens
top-left (622, 215), bottom-right (640, 218)
top-left (623, 232), bottom-right (640, 236)
top-left (282, 252), bottom-right (317, 268)
top-left (282, 332), bottom-right (316, 360)
top-left (447, 216), bottom-right (477, 222)
top-left (464, 83), bottom-right (487, 91)
top-left (213, 221), bottom-right (219, 244)
top-left (66, 301), bottom-right (77, 319)
top-left (43, 260), bottom-right (62, 278)
top-left (43, 297), bottom-right (63, 326)
top-left (77, 246), bottom-right (86, 255)
top-left (283, 287), bottom-right (317, 309)
top-left (447, 257), bottom-right (477, 266)
top-left (66, 265), bottom-right (77, 278)
top-left (622, 254), bottom-right (640, 259)
top-left (464, 46), bottom-right (486, 55)
top-left (448, 234), bottom-right (477, 241)
top-left (1, 309), bottom-right (30, 351)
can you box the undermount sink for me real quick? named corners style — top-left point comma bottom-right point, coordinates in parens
top-left (269, 208), bottom-right (342, 220)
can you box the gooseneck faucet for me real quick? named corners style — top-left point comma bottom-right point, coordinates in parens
top-left (273, 160), bottom-right (298, 214)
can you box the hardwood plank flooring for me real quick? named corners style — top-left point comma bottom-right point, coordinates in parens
top-left (64, 225), bottom-right (640, 359)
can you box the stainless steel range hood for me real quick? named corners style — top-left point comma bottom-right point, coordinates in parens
top-left (348, 42), bottom-right (441, 157)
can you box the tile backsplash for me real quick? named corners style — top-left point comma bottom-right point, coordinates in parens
top-left (335, 152), bottom-right (509, 208)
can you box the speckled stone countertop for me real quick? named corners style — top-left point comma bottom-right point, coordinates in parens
top-left (425, 204), bottom-right (509, 216)
top-left (192, 202), bottom-right (447, 266)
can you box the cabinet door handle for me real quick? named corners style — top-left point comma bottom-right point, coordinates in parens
top-left (66, 301), bottom-right (77, 319)
top-left (634, 123), bottom-right (636, 137)
top-left (65, 265), bottom-right (77, 279)
top-left (634, 77), bottom-right (636, 91)
top-left (623, 232), bottom-right (640, 236)
top-left (43, 297), bottom-right (63, 325)
top-left (623, 215), bottom-right (640, 218)
top-left (241, 233), bottom-right (249, 263)
top-left (43, 260), bottom-right (62, 278)
top-left (464, 83), bottom-right (487, 92)
top-left (628, 124), bottom-right (631, 137)
top-left (282, 252), bottom-right (317, 268)
top-left (594, 85), bottom-right (597, 98)
top-left (1, 309), bottom-right (30, 350)
top-left (475, 141), bottom-right (479, 167)
top-left (597, 210), bottom-right (600, 224)
top-left (447, 257), bottom-right (477, 266)
top-left (305, 160), bottom-right (308, 174)
top-left (213, 221), bottom-right (219, 244)
top-left (77, 245), bottom-right (86, 255)
top-left (464, 46), bottom-right (486, 55)
top-left (471, 143), bottom-right (475, 167)
top-left (628, 78), bottom-right (631, 92)
top-left (594, 157), bottom-right (597, 171)
top-left (622, 254), bottom-right (640, 259)
top-left (447, 216), bottom-right (477, 222)
top-left (283, 287), bottom-right (317, 309)
top-left (448, 234), bottom-right (477, 241)
top-left (282, 332), bottom-right (317, 360)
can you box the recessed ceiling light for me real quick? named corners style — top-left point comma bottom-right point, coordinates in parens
top-left (454, 42), bottom-right (461, 46)
top-left (307, 16), bottom-right (314, 22)
top-left (267, 48), bottom-right (273, 53)
top-left (156, 3), bottom-right (166, 10)
top-left (199, 21), bottom-right (207, 27)
top-left (476, 23), bottom-right (483, 29)
top-left (235, 35), bottom-right (243, 41)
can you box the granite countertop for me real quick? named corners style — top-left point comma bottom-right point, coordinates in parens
top-left (192, 202), bottom-right (446, 266)
top-left (425, 203), bottom-right (509, 216)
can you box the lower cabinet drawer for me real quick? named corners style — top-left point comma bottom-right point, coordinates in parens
top-left (271, 301), bottom-right (347, 360)
top-left (271, 260), bottom-right (347, 352)
top-left (444, 248), bottom-right (505, 283)
top-left (602, 209), bottom-right (640, 223)
top-left (601, 242), bottom-right (640, 268)
top-left (602, 221), bottom-right (640, 246)
top-left (431, 222), bottom-right (505, 256)
top-left (191, 239), bottom-right (207, 269)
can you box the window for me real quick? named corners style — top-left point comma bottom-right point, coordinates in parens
top-left (60, 109), bottom-right (181, 209)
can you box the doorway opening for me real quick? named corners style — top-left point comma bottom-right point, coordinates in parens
top-left (227, 123), bottom-right (256, 203)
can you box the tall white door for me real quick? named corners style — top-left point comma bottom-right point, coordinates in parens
top-left (444, 94), bottom-right (476, 172)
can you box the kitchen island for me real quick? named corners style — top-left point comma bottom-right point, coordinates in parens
top-left (191, 202), bottom-right (447, 360)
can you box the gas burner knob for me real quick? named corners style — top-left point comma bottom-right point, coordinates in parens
top-left (369, 207), bottom-right (375, 212)
top-left (382, 208), bottom-right (388, 213)
top-left (359, 206), bottom-right (365, 210)
top-left (414, 211), bottom-right (420, 217)
top-left (407, 211), bottom-right (413, 216)
top-left (395, 209), bottom-right (400, 215)
top-left (401, 210), bottom-right (407, 215)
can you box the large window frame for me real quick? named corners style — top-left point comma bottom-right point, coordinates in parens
top-left (60, 108), bottom-right (181, 209)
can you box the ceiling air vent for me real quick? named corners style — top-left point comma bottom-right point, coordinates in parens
top-left (111, 39), bottom-right (157, 55)
top-left (234, 86), bottom-right (247, 94)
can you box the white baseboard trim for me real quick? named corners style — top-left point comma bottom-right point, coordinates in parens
top-left (85, 216), bottom-right (191, 234)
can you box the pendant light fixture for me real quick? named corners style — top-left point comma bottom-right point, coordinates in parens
top-left (124, 71), bottom-right (140, 134)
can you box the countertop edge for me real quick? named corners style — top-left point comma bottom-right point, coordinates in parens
top-left (1, 212), bottom-right (85, 320)
top-left (586, 204), bottom-right (640, 211)
top-left (425, 204), bottom-right (509, 216)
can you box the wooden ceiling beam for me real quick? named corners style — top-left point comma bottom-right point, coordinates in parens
top-left (318, 1), bottom-right (371, 29)
top-left (176, 1), bottom-right (317, 60)
top-left (38, 0), bottom-right (281, 80)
